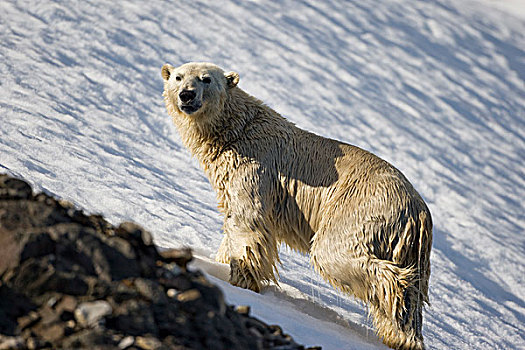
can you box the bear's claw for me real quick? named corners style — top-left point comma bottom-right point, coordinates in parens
top-left (229, 258), bottom-right (261, 293)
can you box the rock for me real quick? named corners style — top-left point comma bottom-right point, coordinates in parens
top-left (133, 278), bottom-right (168, 304)
top-left (117, 222), bottom-right (154, 246)
top-left (17, 311), bottom-right (40, 330)
top-left (175, 288), bottom-right (201, 302)
top-left (25, 337), bottom-right (45, 350)
top-left (118, 336), bottom-right (134, 349)
top-left (159, 247), bottom-right (193, 269)
top-left (39, 323), bottom-right (65, 343)
top-left (236, 305), bottom-right (251, 315)
top-left (268, 324), bottom-right (283, 336)
top-left (115, 222), bottom-right (161, 278)
top-left (38, 305), bottom-right (59, 326)
top-left (0, 285), bottom-right (36, 335)
top-left (55, 295), bottom-right (78, 317)
top-left (135, 336), bottom-right (162, 350)
top-left (0, 174), bottom-right (318, 350)
top-left (166, 288), bottom-right (177, 298)
top-left (74, 301), bottom-right (113, 327)
top-left (0, 175), bottom-right (32, 200)
top-left (61, 328), bottom-right (113, 348)
top-left (107, 299), bottom-right (158, 336)
top-left (0, 335), bottom-right (25, 350)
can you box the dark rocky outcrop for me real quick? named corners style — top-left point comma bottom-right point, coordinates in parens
top-left (0, 174), bottom-right (320, 350)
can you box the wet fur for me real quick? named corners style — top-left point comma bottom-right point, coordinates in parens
top-left (162, 62), bottom-right (433, 350)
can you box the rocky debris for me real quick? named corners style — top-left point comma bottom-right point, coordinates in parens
top-left (0, 174), bottom-right (320, 350)
top-left (74, 301), bottom-right (113, 327)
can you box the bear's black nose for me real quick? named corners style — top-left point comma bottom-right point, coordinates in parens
top-left (179, 90), bottom-right (196, 103)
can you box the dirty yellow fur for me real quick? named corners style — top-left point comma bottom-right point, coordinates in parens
top-left (161, 62), bottom-right (433, 350)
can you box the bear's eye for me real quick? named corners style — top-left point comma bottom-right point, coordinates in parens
top-left (175, 75), bottom-right (182, 82)
top-left (202, 76), bottom-right (212, 84)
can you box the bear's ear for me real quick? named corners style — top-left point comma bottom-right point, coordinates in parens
top-left (225, 71), bottom-right (240, 89)
top-left (161, 64), bottom-right (174, 81)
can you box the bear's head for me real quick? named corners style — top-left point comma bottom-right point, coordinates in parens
top-left (161, 62), bottom-right (239, 117)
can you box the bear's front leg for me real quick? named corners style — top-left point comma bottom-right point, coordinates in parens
top-left (216, 234), bottom-right (261, 291)
top-left (230, 255), bottom-right (262, 293)
top-left (214, 162), bottom-right (279, 292)
top-left (218, 218), bottom-right (279, 293)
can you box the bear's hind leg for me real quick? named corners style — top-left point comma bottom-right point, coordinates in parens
top-left (310, 229), bottom-right (425, 350)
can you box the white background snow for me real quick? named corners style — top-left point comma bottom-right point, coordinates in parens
top-left (1, 0), bottom-right (524, 349)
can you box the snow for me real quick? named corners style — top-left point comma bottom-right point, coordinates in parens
top-left (1, 0), bottom-right (524, 349)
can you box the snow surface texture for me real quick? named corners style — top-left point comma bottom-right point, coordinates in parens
top-left (1, 0), bottom-right (524, 349)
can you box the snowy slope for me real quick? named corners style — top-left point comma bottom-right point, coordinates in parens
top-left (1, 0), bottom-right (524, 349)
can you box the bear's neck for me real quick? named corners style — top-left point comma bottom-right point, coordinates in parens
top-left (172, 87), bottom-right (263, 167)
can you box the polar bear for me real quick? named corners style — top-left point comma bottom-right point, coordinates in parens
top-left (161, 62), bottom-right (432, 350)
